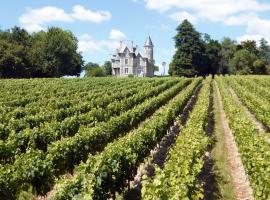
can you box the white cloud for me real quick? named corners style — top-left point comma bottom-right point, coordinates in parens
top-left (19, 5), bottom-right (111, 32)
top-left (109, 29), bottom-right (126, 40)
top-left (236, 16), bottom-right (270, 44)
top-left (145, 0), bottom-right (270, 23)
top-left (169, 11), bottom-right (198, 24)
top-left (237, 34), bottom-right (266, 44)
top-left (71, 5), bottom-right (111, 23)
top-left (246, 17), bottom-right (270, 36)
top-left (145, 0), bottom-right (270, 17)
top-left (19, 7), bottom-right (73, 32)
top-left (145, 0), bottom-right (270, 45)
top-left (22, 24), bottom-right (44, 33)
top-left (224, 12), bottom-right (257, 25)
top-left (78, 34), bottom-right (120, 53)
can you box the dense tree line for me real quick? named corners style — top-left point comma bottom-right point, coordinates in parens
top-left (0, 27), bottom-right (83, 78)
top-left (169, 20), bottom-right (270, 76)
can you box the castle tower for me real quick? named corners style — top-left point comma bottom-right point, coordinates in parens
top-left (144, 35), bottom-right (154, 62)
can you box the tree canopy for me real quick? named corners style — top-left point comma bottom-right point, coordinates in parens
top-left (169, 19), bottom-right (270, 76)
top-left (169, 20), bottom-right (204, 77)
top-left (0, 26), bottom-right (83, 78)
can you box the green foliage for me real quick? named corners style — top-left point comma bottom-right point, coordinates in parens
top-left (47, 79), bottom-right (190, 175)
top-left (169, 20), bottom-right (270, 76)
top-left (169, 20), bottom-right (204, 77)
top-left (1, 76), bottom-right (270, 199)
top-left (259, 38), bottom-right (270, 63)
top-left (226, 76), bottom-right (270, 128)
top-left (229, 49), bottom-right (257, 74)
top-left (88, 67), bottom-right (105, 77)
top-left (0, 39), bottom-right (27, 78)
top-left (0, 26), bottom-right (83, 78)
top-left (83, 61), bottom-right (112, 77)
top-left (51, 78), bottom-right (202, 200)
top-left (142, 77), bottom-right (211, 199)
top-left (203, 35), bottom-right (222, 75)
top-left (0, 77), bottom-right (189, 198)
top-left (253, 59), bottom-right (268, 74)
top-left (239, 40), bottom-right (259, 55)
top-left (102, 61), bottom-right (112, 75)
top-left (218, 38), bottom-right (237, 74)
top-left (217, 76), bottom-right (270, 199)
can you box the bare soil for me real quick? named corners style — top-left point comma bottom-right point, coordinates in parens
top-left (125, 84), bottom-right (202, 199)
top-left (215, 82), bottom-right (254, 200)
top-left (197, 81), bottom-right (217, 200)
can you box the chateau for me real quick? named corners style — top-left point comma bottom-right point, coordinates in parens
top-left (111, 36), bottom-right (154, 77)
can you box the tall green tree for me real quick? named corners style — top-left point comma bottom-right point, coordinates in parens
top-left (258, 38), bottom-right (270, 63)
top-left (41, 27), bottom-right (83, 77)
top-left (202, 34), bottom-right (222, 75)
top-left (219, 37), bottom-right (237, 74)
top-left (169, 19), bottom-right (204, 77)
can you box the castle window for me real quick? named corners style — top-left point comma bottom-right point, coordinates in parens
top-left (125, 68), bottom-right (129, 74)
top-left (125, 59), bottom-right (128, 65)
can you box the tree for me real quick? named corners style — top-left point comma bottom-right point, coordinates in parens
top-left (229, 49), bottom-right (257, 74)
top-left (40, 27), bottom-right (83, 77)
top-left (258, 38), bottom-right (270, 63)
top-left (28, 31), bottom-right (50, 77)
top-left (0, 27), bottom-right (33, 78)
top-left (29, 28), bottom-right (83, 78)
top-left (252, 59), bottom-right (268, 74)
top-left (10, 26), bottom-right (31, 46)
top-left (239, 40), bottom-right (259, 55)
top-left (0, 39), bottom-right (26, 78)
top-left (169, 19), bottom-right (204, 77)
top-left (84, 62), bottom-right (105, 77)
top-left (219, 37), bottom-right (237, 74)
top-left (102, 61), bottom-right (112, 75)
top-left (0, 26), bottom-right (83, 78)
top-left (202, 34), bottom-right (222, 75)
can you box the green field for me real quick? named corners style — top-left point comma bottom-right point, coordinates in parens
top-left (0, 76), bottom-right (269, 199)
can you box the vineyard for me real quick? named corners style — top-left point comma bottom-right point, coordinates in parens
top-left (0, 76), bottom-right (269, 200)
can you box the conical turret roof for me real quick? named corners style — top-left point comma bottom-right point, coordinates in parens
top-left (144, 36), bottom-right (153, 46)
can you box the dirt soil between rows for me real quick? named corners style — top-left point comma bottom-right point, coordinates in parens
top-left (215, 82), bottom-right (254, 200)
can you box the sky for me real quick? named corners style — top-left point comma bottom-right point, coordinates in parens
top-left (1, 0), bottom-right (270, 75)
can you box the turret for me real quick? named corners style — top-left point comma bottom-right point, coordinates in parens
top-left (144, 36), bottom-right (154, 62)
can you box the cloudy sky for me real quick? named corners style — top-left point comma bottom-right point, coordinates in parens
top-left (1, 0), bottom-right (270, 74)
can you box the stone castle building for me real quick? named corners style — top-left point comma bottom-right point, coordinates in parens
top-left (111, 36), bottom-right (154, 77)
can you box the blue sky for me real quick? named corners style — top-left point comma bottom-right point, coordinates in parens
top-left (1, 0), bottom-right (270, 74)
